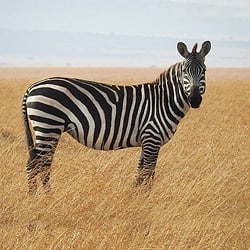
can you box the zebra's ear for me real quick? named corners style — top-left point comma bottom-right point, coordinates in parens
top-left (199, 41), bottom-right (211, 58)
top-left (177, 42), bottom-right (190, 59)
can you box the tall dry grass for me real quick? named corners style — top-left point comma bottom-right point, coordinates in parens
top-left (0, 68), bottom-right (249, 249)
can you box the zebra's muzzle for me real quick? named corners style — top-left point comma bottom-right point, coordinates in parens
top-left (189, 87), bottom-right (202, 108)
top-left (189, 95), bottom-right (202, 108)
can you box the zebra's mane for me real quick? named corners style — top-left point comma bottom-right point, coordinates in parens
top-left (153, 62), bottom-right (182, 86)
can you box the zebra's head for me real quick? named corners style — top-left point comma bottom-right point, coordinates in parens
top-left (177, 41), bottom-right (211, 108)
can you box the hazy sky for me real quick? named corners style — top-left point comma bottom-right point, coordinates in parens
top-left (1, 0), bottom-right (249, 40)
top-left (0, 0), bottom-right (249, 67)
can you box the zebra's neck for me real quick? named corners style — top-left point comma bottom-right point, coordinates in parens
top-left (154, 63), bottom-right (190, 115)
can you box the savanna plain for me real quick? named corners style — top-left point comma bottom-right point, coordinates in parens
top-left (0, 67), bottom-right (249, 249)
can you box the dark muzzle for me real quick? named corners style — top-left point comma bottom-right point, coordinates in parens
top-left (189, 87), bottom-right (202, 108)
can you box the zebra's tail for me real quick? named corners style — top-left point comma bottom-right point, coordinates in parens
top-left (22, 89), bottom-right (34, 157)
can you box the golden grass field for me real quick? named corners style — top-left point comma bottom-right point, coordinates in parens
top-left (0, 67), bottom-right (249, 249)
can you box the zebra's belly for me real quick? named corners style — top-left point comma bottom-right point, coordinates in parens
top-left (88, 135), bottom-right (141, 151)
top-left (66, 123), bottom-right (141, 151)
top-left (92, 140), bottom-right (141, 151)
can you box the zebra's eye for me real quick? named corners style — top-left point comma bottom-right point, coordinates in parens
top-left (199, 85), bottom-right (206, 94)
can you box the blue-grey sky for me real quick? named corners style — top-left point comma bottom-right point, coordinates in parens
top-left (0, 0), bottom-right (250, 67)
top-left (1, 0), bottom-right (249, 39)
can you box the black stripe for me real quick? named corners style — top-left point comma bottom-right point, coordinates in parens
top-left (29, 115), bottom-right (64, 126)
top-left (33, 126), bottom-right (62, 135)
top-left (36, 136), bottom-right (57, 141)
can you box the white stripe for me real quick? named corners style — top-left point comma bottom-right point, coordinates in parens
top-left (27, 108), bottom-right (65, 123)
top-left (34, 131), bottom-right (60, 138)
top-left (35, 140), bottom-right (57, 145)
top-left (31, 121), bottom-right (64, 130)
top-left (35, 147), bottom-right (52, 152)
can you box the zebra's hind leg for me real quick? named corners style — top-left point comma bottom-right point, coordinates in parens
top-left (37, 138), bottom-right (59, 192)
top-left (38, 154), bottom-right (53, 192)
top-left (40, 168), bottom-right (51, 191)
top-left (26, 137), bottom-right (59, 194)
top-left (26, 148), bottom-right (40, 194)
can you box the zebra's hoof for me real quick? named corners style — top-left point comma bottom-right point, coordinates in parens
top-left (28, 188), bottom-right (37, 196)
top-left (134, 168), bottom-right (155, 187)
top-left (43, 184), bottom-right (51, 193)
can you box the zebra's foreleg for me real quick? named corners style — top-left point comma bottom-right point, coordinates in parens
top-left (135, 168), bottom-right (155, 186)
top-left (135, 142), bottom-right (160, 186)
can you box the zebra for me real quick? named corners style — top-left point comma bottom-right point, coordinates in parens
top-left (22, 41), bottom-right (211, 193)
